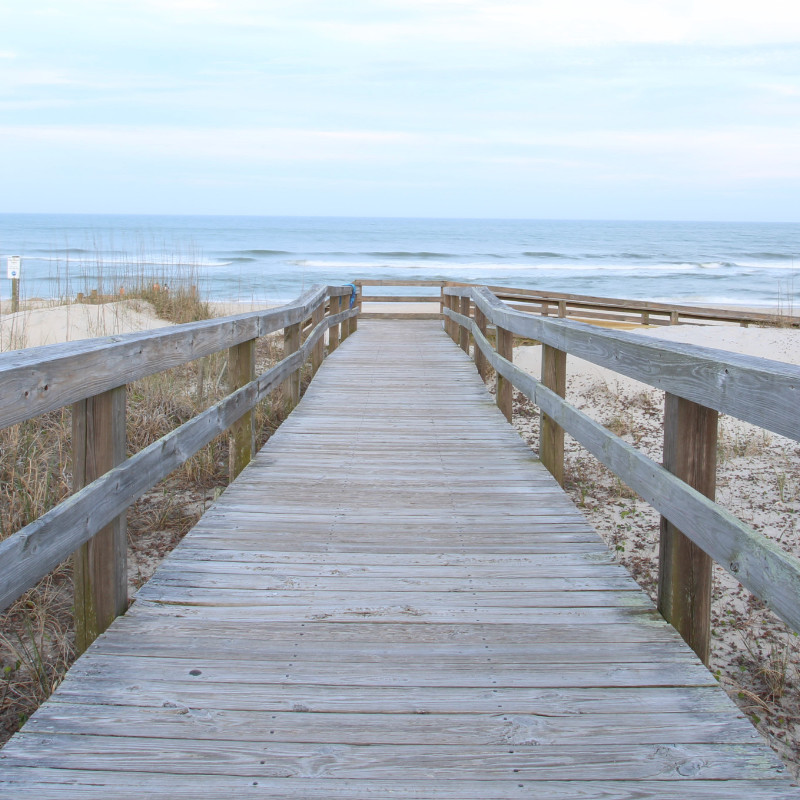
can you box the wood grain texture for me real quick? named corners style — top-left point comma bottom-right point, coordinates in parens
top-left (0, 319), bottom-right (794, 798)
top-left (71, 385), bottom-right (127, 653)
top-left (658, 392), bottom-right (717, 664)
top-left (540, 343), bottom-right (566, 486)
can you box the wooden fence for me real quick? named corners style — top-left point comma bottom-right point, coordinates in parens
top-left (355, 278), bottom-right (800, 328)
top-left (442, 285), bottom-right (800, 664)
top-left (0, 284), bottom-right (358, 651)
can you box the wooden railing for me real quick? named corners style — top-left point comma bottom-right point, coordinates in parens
top-left (355, 278), bottom-right (800, 328)
top-left (0, 284), bottom-right (358, 650)
top-left (443, 285), bottom-right (800, 664)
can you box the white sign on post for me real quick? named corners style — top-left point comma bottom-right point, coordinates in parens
top-left (7, 256), bottom-right (21, 280)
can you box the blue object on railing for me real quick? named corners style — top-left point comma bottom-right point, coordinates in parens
top-left (346, 283), bottom-right (357, 308)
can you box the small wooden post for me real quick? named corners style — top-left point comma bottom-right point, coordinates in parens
top-left (459, 296), bottom-right (470, 354)
top-left (670, 310), bottom-right (680, 325)
top-left (540, 345), bottom-right (567, 486)
top-left (351, 285), bottom-right (360, 333)
top-left (641, 311), bottom-right (650, 325)
top-left (474, 306), bottom-right (489, 381)
top-left (11, 278), bottom-right (20, 313)
top-left (328, 296), bottom-right (340, 353)
top-left (446, 295), bottom-right (458, 342)
top-left (342, 292), bottom-right (358, 336)
top-left (282, 322), bottom-right (301, 410)
top-left (658, 393), bottom-right (717, 664)
top-left (557, 301), bottom-right (567, 318)
top-left (495, 325), bottom-right (513, 423)
top-left (340, 296), bottom-right (351, 343)
top-left (72, 386), bottom-right (127, 654)
top-left (228, 338), bottom-right (256, 481)
top-left (311, 302), bottom-right (324, 376)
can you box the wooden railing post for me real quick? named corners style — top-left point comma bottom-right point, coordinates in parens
top-left (339, 294), bottom-right (355, 341)
top-left (540, 345), bottom-right (567, 486)
top-left (328, 296), bottom-right (340, 353)
top-left (311, 302), bottom-right (324, 376)
top-left (658, 393), bottom-right (717, 664)
top-left (558, 301), bottom-right (567, 318)
top-left (351, 285), bottom-right (360, 333)
top-left (495, 325), bottom-right (513, 423)
top-left (447, 295), bottom-right (459, 342)
top-left (72, 386), bottom-right (127, 654)
top-left (474, 306), bottom-right (489, 381)
top-left (228, 338), bottom-right (256, 481)
top-left (459, 296), bottom-right (471, 354)
top-left (282, 321), bottom-right (301, 410)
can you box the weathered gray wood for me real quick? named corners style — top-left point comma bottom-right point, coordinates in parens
top-left (310, 303), bottom-right (324, 375)
top-left (281, 321), bottom-right (301, 409)
top-left (328, 295), bottom-right (341, 352)
top-left (360, 295), bottom-right (441, 303)
top-left (484, 282), bottom-right (798, 327)
top-left (496, 324), bottom-right (513, 422)
top-left (658, 393), bottom-right (717, 664)
top-left (228, 338), bottom-right (256, 481)
top-left (0, 310), bottom-right (354, 612)
top-left (71, 385), bottom-right (127, 654)
top-left (459, 295), bottom-right (471, 353)
top-left (446, 286), bottom-right (800, 442)
top-left (466, 319), bottom-right (800, 634)
top-left (540, 344), bottom-right (566, 486)
top-left (0, 319), bottom-right (794, 798)
top-left (474, 305), bottom-right (489, 381)
top-left (0, 284), bottom-right (350, 429)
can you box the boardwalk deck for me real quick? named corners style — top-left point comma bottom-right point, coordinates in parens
top-left (0, 319), bottom-right (797, 798)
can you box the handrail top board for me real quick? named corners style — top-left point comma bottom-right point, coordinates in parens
top-left (0, 284), bottom-right (353, 430)
top-left (445, 285), bottom-right (800, 443)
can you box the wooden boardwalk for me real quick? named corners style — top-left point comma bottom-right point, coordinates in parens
top-left (0, 319), bottom-right (796, 798)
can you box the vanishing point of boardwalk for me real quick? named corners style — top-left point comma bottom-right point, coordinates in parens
top-left (0, 320), bottom-right (796, 798)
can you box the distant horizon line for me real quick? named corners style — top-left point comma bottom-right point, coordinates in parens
top-left (1, 212), bottom-right (798, 225)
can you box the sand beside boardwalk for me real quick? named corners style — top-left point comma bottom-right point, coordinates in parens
top-left (0, 300), bottom-right (174, 350)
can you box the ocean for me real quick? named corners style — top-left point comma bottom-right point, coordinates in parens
top-left (0, 214), bottom-right (797, 309)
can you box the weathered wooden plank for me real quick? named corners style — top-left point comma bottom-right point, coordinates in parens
top-left (0, 734), bottom-right (785, 781)
top-left (3, 774), bottom-right (795, 799)
top-left (25, 705), bottom-right (756, 745)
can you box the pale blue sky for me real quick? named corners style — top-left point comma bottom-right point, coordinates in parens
top-left (1, 1), bottom-right (799, 220)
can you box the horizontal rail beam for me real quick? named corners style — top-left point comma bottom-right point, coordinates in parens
top-left (360, 295), bottom-right (441, 303)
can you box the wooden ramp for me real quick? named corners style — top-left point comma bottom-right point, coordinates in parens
top-left (0, 320), bottom-right (796, 798)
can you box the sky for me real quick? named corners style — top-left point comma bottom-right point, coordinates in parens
top-left (1, 0), bottom-right (799, 220)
